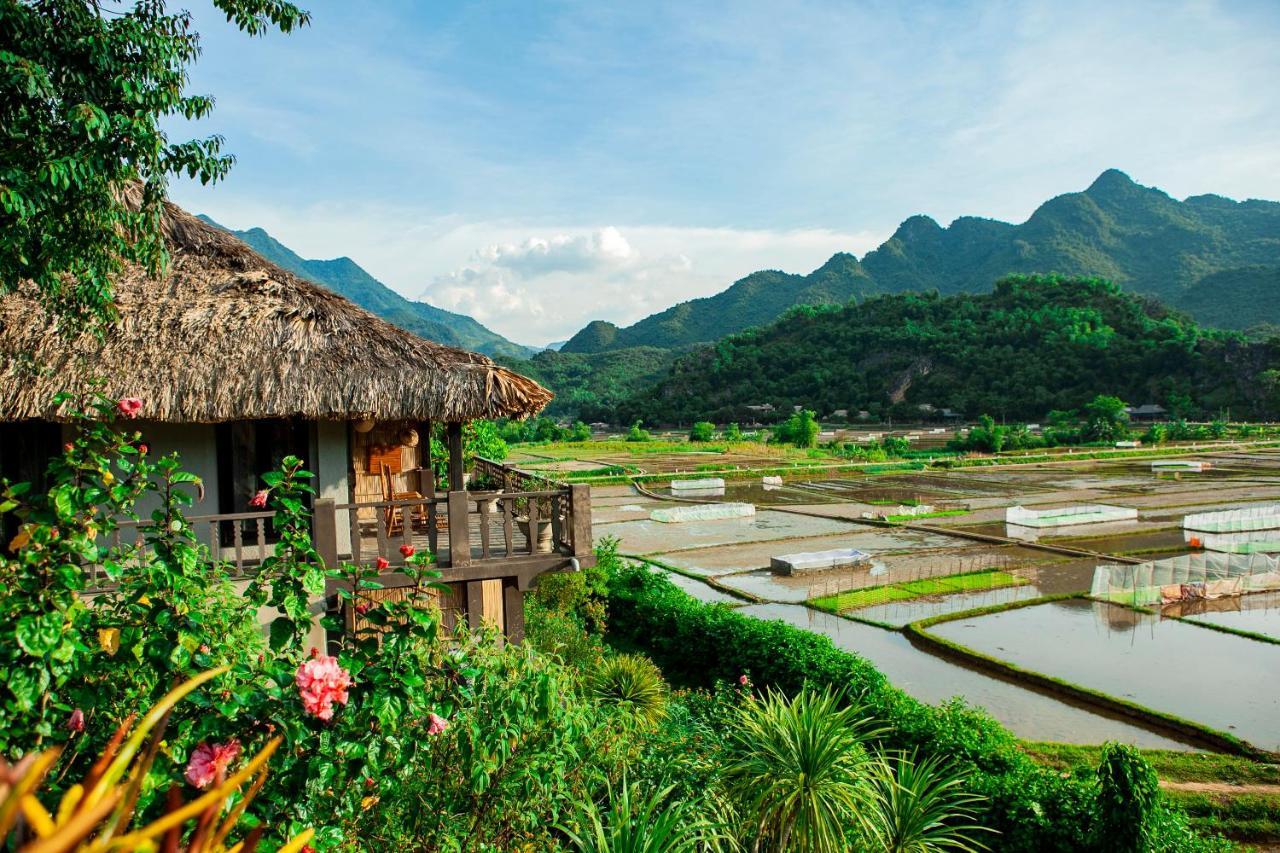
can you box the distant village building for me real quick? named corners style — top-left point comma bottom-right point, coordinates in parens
top-left (745, 403), bottom-right (775, 414)
top-left (1126, 404), bottom-right (1168, 422)
top-left (829, 409), bottom-right (849, 420)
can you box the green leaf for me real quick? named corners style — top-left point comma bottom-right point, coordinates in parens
top-left (15, 614), bottom-right (61, 657)
top-left (268, 616), bottom-right (294, 651)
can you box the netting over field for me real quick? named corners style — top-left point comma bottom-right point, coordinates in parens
top-left (650, 502), bottom-right (755, 523)
top-left (1091, 552), bottom-right (1280, 606)
top-left (1187, 529), bottom-right (1280, 554)
top-left (1006, 504), bottom-right (1137, 528)
top-left (1183, 504), bottom-right (1280, 534)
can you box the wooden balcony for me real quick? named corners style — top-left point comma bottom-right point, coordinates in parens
top-left (99, 461), bottom-right (593, 641)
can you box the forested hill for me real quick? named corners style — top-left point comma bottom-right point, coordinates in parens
top-left (618, 276), bottom-right (1280, 424)
top-left (199, 218), bottom-right (533, 359)
top-left (562, 171), bottom-right (1280, 353)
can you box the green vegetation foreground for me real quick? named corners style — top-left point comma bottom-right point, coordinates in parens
top-left (0, 400), bottom-right (1240, 850)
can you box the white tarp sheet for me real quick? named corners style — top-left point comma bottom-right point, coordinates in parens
top-left (1006, 504), bottom-right (1137, 528)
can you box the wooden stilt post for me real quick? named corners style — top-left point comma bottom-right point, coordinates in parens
top-left (447, 421), bottom-right (465, 493)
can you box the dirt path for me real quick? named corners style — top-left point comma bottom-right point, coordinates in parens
top-left (1161, 780), bottom-right (1280, 795)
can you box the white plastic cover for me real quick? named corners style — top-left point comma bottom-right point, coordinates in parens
top-left (1006, 504), bottom-right (1137, 528)
top-left (650, 502), bottom-right (756, 523)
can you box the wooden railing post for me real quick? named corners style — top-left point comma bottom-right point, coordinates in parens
top-left (314, 498), bottom-right (339, 569)
top-left (447, 490), bottom-right (471, 568)
top-left (570, 484), bottom-right (593, 558)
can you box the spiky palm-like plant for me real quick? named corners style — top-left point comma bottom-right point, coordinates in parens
top-left (866, 751), bottom-right (991, 852)
top-left (588, 654), bottom-right (668, 728)
top-left (722, 687), bottom-right (878, 852)
top-left (560, 778), bottom-right (730, 853)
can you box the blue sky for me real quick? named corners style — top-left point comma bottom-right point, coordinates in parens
top-left (171, 0), bottom-right (1280, 344)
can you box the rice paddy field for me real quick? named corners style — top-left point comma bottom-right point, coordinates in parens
top-left (588, 448), bottom-right (1280, 753)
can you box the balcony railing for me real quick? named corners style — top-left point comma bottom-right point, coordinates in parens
top-left (95, 467), bottom-right (593, 590)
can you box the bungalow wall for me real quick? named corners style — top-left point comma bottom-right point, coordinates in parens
top-left (350, 422), bottom-right (431, 519)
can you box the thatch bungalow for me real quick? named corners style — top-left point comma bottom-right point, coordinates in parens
top-left (0, 198), bottom-right (592, 640)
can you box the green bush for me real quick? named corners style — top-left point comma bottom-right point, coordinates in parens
top-left (626, 421), bottom-right (652, 442)
top-left (1095, 742), bottom-right (1160, 852)
top-left (690, 421), bottom-right (716, 442)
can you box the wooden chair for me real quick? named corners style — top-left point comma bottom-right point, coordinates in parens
top-left (380, 462), bottom-right (426, 537)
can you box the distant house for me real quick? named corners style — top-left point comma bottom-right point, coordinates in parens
top-left (1126, 404), bottom-right (1168, 422)
top-left (0, 197), bottom-right (589, 640)
top-left (745, 403), bottom-right (775, 414)
top-left (829, 409), bottom-right (849, 420)
top-left (940, 409), bottom-right (963, 420)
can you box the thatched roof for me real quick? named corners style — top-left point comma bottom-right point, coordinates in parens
top-left (0, 198), bottom-right (552, 424)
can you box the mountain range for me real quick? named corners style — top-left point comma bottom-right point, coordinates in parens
top-left (198, 217), bottom-right (533, 359)
top-left (560, 170), bottom-right (1280, 354)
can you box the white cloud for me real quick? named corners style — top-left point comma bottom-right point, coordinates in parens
top-left (480, 226), bottom-right (635, 275)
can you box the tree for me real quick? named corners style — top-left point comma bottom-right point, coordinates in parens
top-left (689, 421), bottom-right (715, 442)
top-left (724, 422), bottom-right (744, 442)
top-left (625, 421), bottom-right (650, 442)
top-left (430, 421), bottom-right (508, 488)
top-left (569, 421), bottom-right (592, 442)
top-left (1083, 395), bottom-right (1130, 443)
top-left (1, 0), bottom-right (310, 328)
top-left (774, 410), bottom-right (819, 449)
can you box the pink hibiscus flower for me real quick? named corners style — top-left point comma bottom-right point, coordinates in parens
top-left (185, 739), bottom-right (241, 789)
top-left (399, 544), bottom-right (415, 558)
top-left (295, 651), bottom-right (352, 721)
top-left (375, 556), bottom-right (390, 570)
top-left (426, 712), bottom-right (449, 735)
top-left (67, 708), bottom-right (85, 734)
top-left (249, 489), bottom-right (269, 509)
top-left (116, 398), bottom-right (143, 419)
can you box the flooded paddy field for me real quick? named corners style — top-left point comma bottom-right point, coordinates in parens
top-left (597, 509), bottom-right (856, 554)
top-left (1173, 589), bottom-right (1280, 641)
top-left (598, 448), bottom-right (1280, 747)
top-left (929, 599), bottom-right (1280, 751)
top-left (737, 603), bottom-right (1194, 748)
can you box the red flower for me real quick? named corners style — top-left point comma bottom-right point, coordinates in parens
top-left (364, 777), bottom-right (376, 789)
top-left (198, 644), bottom-right (211, 654)
top-left (116, 398), bottom-right (143, 419)
top-left (249, 489), bottom-right (269, 509)
top-left (185, 739), bottom-right (241, 789)
top-left (399, 544), bottom-right (415, 558)
top-left (738, 674), bottom-right (750, 686)
top-left (67, 708), bottom-right (85, 734)
top-left (137, 443), bottom-right (148, 456)
top-left (426, 712), bottom-right (449, 735)
top-left (375, 556), bottom-right (390, 570)
top-left (354, 602), bottom-right (369, 616)
top-left (63, 442), bottom-right (74, 454)
top-left (295, 653), bottom-right (352, 721)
